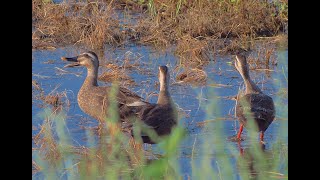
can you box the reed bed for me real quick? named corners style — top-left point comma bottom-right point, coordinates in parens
top-left (32, 0), bottom-right (288, 57)
top-left (32, 0), bottom-right (125, 49)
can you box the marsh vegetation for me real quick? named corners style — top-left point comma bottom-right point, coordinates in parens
top-left (32, 0), bottom-right (288, 179)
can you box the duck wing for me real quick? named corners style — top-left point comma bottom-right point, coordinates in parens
top-left (236, 93), bottom-right (275, 131)
top-left (139, 104), bottom-right (177, 136)
top-left (118, 87), bottom-right (149, 106)
top-left (91, 86), bottom-right (148, 121)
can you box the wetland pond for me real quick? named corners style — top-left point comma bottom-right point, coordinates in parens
top-left (32, 43), bottom-right (288, 179)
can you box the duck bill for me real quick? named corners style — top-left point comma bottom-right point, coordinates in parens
top-left (61, 56), bottom-right (80, 68)
top-left (233, 56), bottom-right (239, 69)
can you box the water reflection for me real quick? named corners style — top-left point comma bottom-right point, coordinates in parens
top-left (236, 141), bottom-right (287, 179)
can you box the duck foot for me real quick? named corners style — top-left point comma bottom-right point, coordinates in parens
top-left (259, 142), bottom-right (266, 150)
top-left (227, 135), bottom-right (245, 142)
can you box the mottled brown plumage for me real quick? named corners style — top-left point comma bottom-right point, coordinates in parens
top-left (236, 94), bottom-right (275, 132)
top-left (135, 66), bottom-right (178, 144)
top-left (61, 51), bottom-right (148, 123)
top-left (234, 54), bottom-right (275, 142)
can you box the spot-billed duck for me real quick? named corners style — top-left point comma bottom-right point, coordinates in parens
top-left (134, 66), bottom-right (178, 144)
top-left (61, 51), bottom-right (148, 123)
top-left (234, 54), bottom-right (275, 143)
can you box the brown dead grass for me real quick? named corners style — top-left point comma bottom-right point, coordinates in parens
top-left (44, 94), bottom-right (62, 109)
top-left (175, 67), bottom-right (208, 86)
top-left (131, 0), bottom-right (287, 50)
top-left (250, 47), bottom-right (277, 69)
top-left (98, 70), bottom-right (136, 86)
top-left (44, 91), bottom-right (70, 112)
top-left (32, 0), bottom-right (287, 52)
top-left (32, 0), bottom-right (124, 49)
top-left (32, 160), bottom-right (41, 174)
top-left (32, 81), bottom-right (70, 113)
top-left (32, 117), bottom-right (148, 177)
top-left (97, 50), bottom-right (153, 87)
top-left (32, 0), bottom-right (287, 68)
top-left (32, 80), bottom-right (45, 105)
top-left (175, 35), bottom-right (211, 67)
top-left (127, 0), bottom-right (287, 68)
top-left (33, 119), bottom-right (62, 164)
top-left (32, 80), bottom-right (42, 92)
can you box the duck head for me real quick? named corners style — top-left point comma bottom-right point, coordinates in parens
top-left (158, 66), bottom-right (170, 88)
top-left (61, 51), bottom-right (99, 69)
top-left (234, 54), bottom-right (249, 77)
